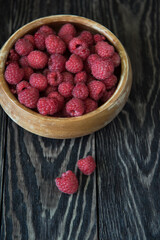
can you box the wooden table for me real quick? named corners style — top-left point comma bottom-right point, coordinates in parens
top-left (0, 0), bottom-right (159, 239)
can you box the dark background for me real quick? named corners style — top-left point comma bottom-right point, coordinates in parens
top-left (0, 0), bottom-right (160, 239)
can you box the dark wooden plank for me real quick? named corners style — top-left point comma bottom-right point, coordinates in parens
top-left (96, 0), bottom-right (160, 239)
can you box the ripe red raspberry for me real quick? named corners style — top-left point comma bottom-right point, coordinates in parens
top-left (19, 56), bottom-right (29, 67)
top-left (15, 38), bottom-right (34, 56)
top-left (48, 91), bottom-right (64, 111)
top-left (27, 50), bottom-right (48, 69)
top-left (87, 54), bottom-right (99, 68)
top-left (91, 58), bottom-right (114, 80)
top-left (66, 98), bottom-right (84, 117)
top-left (29, 73), bottom-right (48, 91)
top-left (47, 71), bottom-right (63, 86)
top-left (48, 54), bottom-right (66, 72)
top-left (84, 98), bottom-right (98, 113)
top-left (60, 34), bottom-right (74, 45)
top-left (58, 23), bottom-right (76, 38)
top-left (38, 25), bottom-right (54, 36)
top-left (75, 46), bottom-right (90, 60)
top-left (24, 34), bottom-right (35, 47)
top-left (77, 156), bottom-right (96, 175)
top-left (5, 63), bottom-right (24, 85)
top-left (74, 71), bottom-right (87, 84)
top-left (94, 34), bottom-right (105, 43)
top-left (44, 85), bottom-right (57, 96)
top-left (101, 87), bottom-right (116, 103)
top-left (102, 74), bottom-right (117, 90)
top-left (88, 80), bottom-right (106, 100)
top-left (72, 83), bottom-right (89, 100)
top-left (8, 49), bottom-right (19, 61)
top-left (37, 97), bottom-right (58, 115)
top-left (62, 72), bottom-right (74, 84)
top-left (55, 170), bottom-right (78, 194)
top-left (45, 34), bottom-right (66, 54)
top-left (69, 37), bottom-right (89, 60)
top-left (23, 67), bottom-right (34, 80)
top-left (16, 80), bottom-right (30, 94)
top-left (58, 82), bottom-right (74, 98)
top-left (80, 31), bottom-right (93, 45)
top-left (95, 41), bottom-right (114, 58)
top-left (111, 52), bottom-right (121, 67)
top-left (65, 54), bottom-right (83, 73)
top-left (34, 31), bottom-right (46, 50)
top-left (18, 87), bottom-right (39, 108)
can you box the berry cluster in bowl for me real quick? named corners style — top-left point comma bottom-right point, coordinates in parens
top-left (4, 23), bottom-right (121, 117)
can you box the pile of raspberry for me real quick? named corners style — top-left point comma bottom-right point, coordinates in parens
top-left (4, 23), bottom-right (121, 117)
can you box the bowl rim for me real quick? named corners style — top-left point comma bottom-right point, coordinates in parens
top-left (0, 14), bottom-right (130, 124)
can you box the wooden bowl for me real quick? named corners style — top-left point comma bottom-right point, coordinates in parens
top-left (0, 15), bottom-right (132, 139)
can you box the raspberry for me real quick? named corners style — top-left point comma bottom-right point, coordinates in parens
top-left (58, 82), bottom-right (74, 98)
top-left (15, 38), bottom-right (34, 56)
top-left (55, 170), bottom-right (78, 194)
top-left (44, 85), bottom-right (57, 96)
top-left (29, 73), bottom-right (48, 91)
top-left (48, 54), bottom-right (66, 72)
top-left (23, 67), bottom-right (34, 80)
top-left (65, 54), bottom-right (83, 73)
top-left (91, 58), bottom-right (114, 80)
top-left (38, 25), bottom-right (54, 35)
top-left (45, 34), bottom-right (66, 54)
top-left (69, 37), bottom-right (89, 60)
top-left (77, 156), bottom-right (96, 175)
top-left (74, 71), bottom-right (87, 84)
top-left (24, 34), bottom-right (35, 47)
top-left (111, 52), bottom-right (121, 67)
top-left (62, 72), bottom-right (74, 84)
top-left (16, 80), bottom-right (30, 94)
top-left (34, 31), bottom-right (46, 50)
top-left (47, 71), bottom-right (63, 86)
top-left (37, 97), bottom-right (58, 115)
top-left (59, 34), bottom-right (74, 45)
top-left (5, 63), bottom-right (24, 85)
top-left (101, 87), bottom-right (116, 103)
top-left (58, 23), bottom-right (76, 39)
top-left (95, 41), bottom-right (114, 58)
top-left (74, 46), bottom-right (90, 60)
top-left (66, 98), bottom-right (84, 117)
top-left (80, 31), bottom-right (93, 45)
top-left (72, 83), bottom-right (89, 100)
top-left (19, 56), bottom-right (29, 67)
top-left (27, 50), bottom-right (48, 69)
top-left (18, 87), bottom-right (39, 108)
top-left (48, 91), bottom-right (64, 111)
top-left (88, 80), bottom-right (106, 100)
top-left (102, 74), bottom-right (117, 90)
top-left (94, 34), bottom-right (105, 43)
top-left (84, 98), bottom-right (98, 113)
top-left (8, 49), bottom-right (19, 61)
top-left (87, 54), bottom-right (99, 68)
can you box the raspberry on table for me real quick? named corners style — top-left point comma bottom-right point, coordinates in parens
top-left (16, 80), bottom-right (30, 94)
top-left (45, 34), bottom-right (66, 54)
top-left (95, 41), bottom-right (114, 58)
top-left (18, 87), bottom-right (39, 109)
top-left (27, 50), bottom-right (48, 69)
top-left (88, 80), bottom-right (106, 100)
top-left (65, 54), bottom-right (83, 73)
top-left (34, 31), bottom-right (46, 50)
top-left (91, 58), bottom-right (114, 80)
top-left (47, 71), bottom-right (63, 86)
top-left (8, 49), bottom-right (19, 61)
top-left (74, 71), bottom-right (87, 84)
top-left (15, 38), bottom-right (34, 56)
top-left (23, 67), bottom-right (34, 80)
top-left (29, 73), bottom-right (48, 91)
top-left (84, 98), bottom-right (98, 113)
top-left (102, 74), bottom-right (117, 90)
top-left (55, 170), bottom-right (78, 194)
top-left (62, 72), bottom-right (74, 84)
top-left (19, 56), bottom-right (29, 67)
top-left (66, 98), bottom-right (84, 117)
top-left (80, 30), bottom-right (93, 45)
top-left (48, 91), bottom-right (64, 111)
top-left (24, 34), bottom-right (35, 47)
top-left (77, 156), bottom-right (96, 175)
top-left (72, 83), bottom-right (89, 100)
top-left (111, 52), bottom-right (121, 67)
top-left (5, 63), bottom-right (24, 85)
top-left (37, 97), bottom-right (58, 115)
top-left (58, 82), bottom-right (74, 98)
top-left (101, 87), bottom-right (116, 103)
top-left (58, 23), bottom-right (76, 39)
top-left (94, 34), bottom-right (106, 43)
top-left (48, 54), bottom-right (66, 72)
